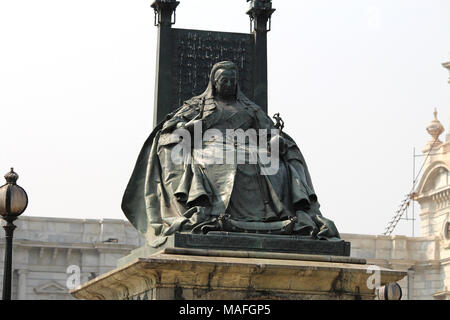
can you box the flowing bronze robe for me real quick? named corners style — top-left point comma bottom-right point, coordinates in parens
top-left (122, 64), bottom-right (341, 247)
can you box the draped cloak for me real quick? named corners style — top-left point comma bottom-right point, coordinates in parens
top-left (121, 63), bottom-right (341, 247)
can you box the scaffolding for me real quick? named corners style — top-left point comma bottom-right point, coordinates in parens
top-left (383, 137), bottom-right (440, 236)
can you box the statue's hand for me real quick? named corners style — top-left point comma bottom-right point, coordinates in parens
top-left (183, 118), bottom-right (203, 133)
top-left (269, 133), bottom-right (288, 156)
top-left (174, 111), bottom-right (204, 132)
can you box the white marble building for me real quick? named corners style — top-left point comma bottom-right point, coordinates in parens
top-left (0, 217), bottom-right (145, 300)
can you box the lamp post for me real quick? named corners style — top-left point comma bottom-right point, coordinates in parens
top-left (0, 168), bottom-right (28, 300)
top-left (151, 0), bottom-right (179, 127)
top-left (246, 0), bottom-right (276, 114)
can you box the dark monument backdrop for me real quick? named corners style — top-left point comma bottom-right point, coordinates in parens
top-left (170, 29), bottom-right (255, 111)
top-left (152, 0), bottom-right (274, 126)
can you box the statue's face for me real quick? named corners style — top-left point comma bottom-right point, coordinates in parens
top-left (214, 69), bottom-right (237, 98)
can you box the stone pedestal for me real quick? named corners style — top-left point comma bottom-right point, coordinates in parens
top-left (71, 248), bottom-right (406, 300)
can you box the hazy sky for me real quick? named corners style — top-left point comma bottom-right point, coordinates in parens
top-left (0, 0), bottom-right (449, 236)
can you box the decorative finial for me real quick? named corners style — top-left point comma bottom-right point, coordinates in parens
top-left (443, 59), bottom-right (450, 83)
top-left (247, 0), bottom-right (276, 33)
top-left (4, 168), bottom-right (19, 185)
top-left (424, 109), bottom-right (445, 153)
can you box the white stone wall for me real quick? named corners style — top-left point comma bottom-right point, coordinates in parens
top-left (420, 208), bottom-right (449, 238)
top-left (0, 216), bottom-right (145, 300)
top-left (342, 233), bottom-right (449, 300)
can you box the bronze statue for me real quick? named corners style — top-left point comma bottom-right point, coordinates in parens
top-left (122, 61), bottom-right (340, 247)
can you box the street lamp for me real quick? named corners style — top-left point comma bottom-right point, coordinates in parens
top-left (0, 168), bottom-right (28, 300)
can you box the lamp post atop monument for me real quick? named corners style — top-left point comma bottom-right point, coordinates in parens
top-left (0, 168), bottom-right (28, 300)
top-left (246, 0), bottom-right (275, 113)
top-left (151, 0), bottom-right (179, 27)
top-left (151, 0), bottom-right (180, 127)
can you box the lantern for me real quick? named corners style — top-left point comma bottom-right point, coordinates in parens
top-left (0, 168), bottom-right (28, 219)
top-left (0, 168), bottom-right (28, 300)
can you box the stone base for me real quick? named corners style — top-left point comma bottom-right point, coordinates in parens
top-left (117, 232), bottom-right (351, 267)
top-left (175, 232), bottom-right (350, 255)
top-left (71, 248), bottom-right (406, 300)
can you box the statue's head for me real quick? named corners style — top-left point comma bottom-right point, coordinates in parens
top-left (210, 61), bottom-right (238, 100)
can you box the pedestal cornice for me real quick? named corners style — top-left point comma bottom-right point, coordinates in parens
top-left (71, 251), bottom-right (406, 300)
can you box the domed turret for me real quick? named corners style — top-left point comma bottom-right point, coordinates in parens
top-left (423, 108), bottom-right (444, 153)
